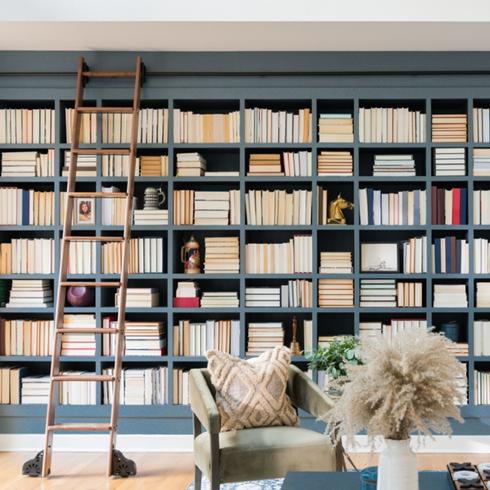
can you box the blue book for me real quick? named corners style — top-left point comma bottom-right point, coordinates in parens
top-left (445, 238), bottom-right (452, 273)
top-left (434, 238), bottom-right (441, 274)
top-left (22, 190), bottom-right (29, 225)
top-left (460, 188), bottom-right (467, 225)
top-left (413, 190), bottom-right (420, 225)
top-left (367, 188), bottom-right (374, 225)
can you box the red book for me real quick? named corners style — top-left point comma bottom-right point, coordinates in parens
top-left (452, 188), bottom-right (461, 225)
top-left (173, 297), bottom-right (200, 308)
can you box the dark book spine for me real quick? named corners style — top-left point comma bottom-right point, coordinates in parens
top-left (460, 187), bottom-right (468, 225)
top-left (437, 188), bottom-right (445, 224)
top-left (431, 186), bottom-right (438, 224)
top-left (434, 238), bottom-right (441, 274)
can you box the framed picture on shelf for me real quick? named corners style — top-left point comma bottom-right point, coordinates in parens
top-left (361, 243), bottom-right (398, 272)
top-left (76, 198), bottom-right (95, 225)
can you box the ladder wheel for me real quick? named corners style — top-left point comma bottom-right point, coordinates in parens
top-left (111, 449), bottom-right (137, 477)
top-left (22, 451), bottom-right (46, 477)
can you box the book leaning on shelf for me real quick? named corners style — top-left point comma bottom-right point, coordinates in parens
top-left (0, 108), bottom-right (55, 144)
top-left (0, 188), bottom-right (54, 225)
top-left (474, 320), bottom-right (490, 356)
top-left (0, 366), bottom-right (27, 404)
top-left (173, 319), bottom-right (240, 356)
top-left (245, 189), bottom-right (312, 225)
top-left (245, 235), bottom-right (312, 273)
top-left (1, 150), bottom-right (55, 177)
top-left (0, 238), bottom-right (54, 274)
top-left (173, 369), bottom-right (189, 405)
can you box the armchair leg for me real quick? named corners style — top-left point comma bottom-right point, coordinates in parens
top-left (194, 465), bottom-right (202, 490)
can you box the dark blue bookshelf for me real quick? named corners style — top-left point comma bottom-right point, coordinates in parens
top-left (0, 55), bottom-right (490, 435)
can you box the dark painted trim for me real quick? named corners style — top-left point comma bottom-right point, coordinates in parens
top-left (3, 51), bottom-right (490, 76)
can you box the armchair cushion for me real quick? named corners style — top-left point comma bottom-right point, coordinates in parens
top-left (206, 347), bottom-right (298, 432)
top-left (194, 426), bottom-right (336, 483)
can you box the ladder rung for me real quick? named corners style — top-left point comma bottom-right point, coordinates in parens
top-left (56, 328), bottom-right (119, 334)
top-left (77, 107), bottom-right (133, 114)
top-left (72, 148), bottom-right (131, 155)
top-left (65, 236), bottom-right (124, 242)
top-left (68, 192), bottom-right (128, 199)
top-left (53, 374), bottom-right (115, 382)
top-left (60, 281), bottom-right (121, 287)
top-left (48, 423), bottom-right (112, 432)
top-left (82, 71), bottom-right (136, 78)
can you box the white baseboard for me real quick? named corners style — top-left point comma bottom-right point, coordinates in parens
top-left (1, 433), bottom-right (489, 453)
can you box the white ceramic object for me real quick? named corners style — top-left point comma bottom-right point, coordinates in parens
top-left (377, 439), bottom-right (418, 490)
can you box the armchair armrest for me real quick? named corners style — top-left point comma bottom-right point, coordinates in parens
top-left (287, 365), bottom-right (336, 420)
top-left (189, 369), bottom-right (221, 434)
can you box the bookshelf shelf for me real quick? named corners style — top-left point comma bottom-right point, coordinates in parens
top-left (0, 67), bottom-right (488, 434)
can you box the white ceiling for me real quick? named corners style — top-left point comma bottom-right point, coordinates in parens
top-left (2, 0), bottom-right (490, 51)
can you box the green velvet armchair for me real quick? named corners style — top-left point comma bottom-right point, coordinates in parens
top-left (189, 365), bottom-right (341, 490)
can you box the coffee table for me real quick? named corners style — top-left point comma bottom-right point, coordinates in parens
top-left (282, 471), bottom-right (452, 489)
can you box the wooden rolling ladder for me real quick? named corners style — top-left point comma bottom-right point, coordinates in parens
top-left (22, 56), bottom-right (145, 478)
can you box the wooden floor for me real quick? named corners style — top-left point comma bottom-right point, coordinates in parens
top-left (2, 451), bottom-right (489, 490)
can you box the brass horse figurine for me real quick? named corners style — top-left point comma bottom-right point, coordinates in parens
top-left (328, 193), bottom-right (354, 224)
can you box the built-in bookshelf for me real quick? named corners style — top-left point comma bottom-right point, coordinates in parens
top-left (1, 65), bottom-right (490, 434)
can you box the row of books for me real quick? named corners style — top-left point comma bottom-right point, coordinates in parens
top-left (174, 110), bottom-right (240, 144)
top-left (245, 236), bottom-right (312, 273)
top-left (0, 239), bottom-right (54, 274)
top-left (172, 319), bottom-right (240, 356)
top-left (432, 114), bottom-right (467, 143)
top-left (101, 238), bottom-right (164, 274)
top-left (1, 150), bottom-right (55, 177)
top-left (319, 251), bottom-right (352, 273)
top-left (475, 238), bottom-right (490, 274)
top-left (103, 367), bottom-right (169, 405)
top-left (245, 189), bottom-right (312, 225)
top-left (474, 320), bottom-right (490, 356)
top-left (474, 370), bottom-right (490, 405)
top-left (244, 108), bottom-right (312, 143)
top-left (59, 373), bottom-right (97, 405)
top-left (359, 189), bottom-right (427, 226)
top-left (204, 236), bottom-right (240, 274)
top-left (66, 108), bottom-right (169, 144)
top-left (318, 279), bottom-right (354, 307)
top-left (317, 151), bottom-right (352, 176)
top-left (102, 318), bottom-right (165, 356)
top-left (359, 107), bottom-right (426, 143)
top-left (473, 108), bottom-right (490, 143)
top-left (246, 152), bottom-right (313, 177)
top-left (432, 237), bottom-right (469, 274)
top-left (172, 369), bottom-right (189, 405)
top-left (397, 282), bottom-right (424, 307)
top-left (318, 114), bottom-right (353, 143)
top-left (0, 109), bottom-right (55, 144)
top-left (0, 367), bottom-right (26, 404)
top-left (473, 190), bottom-right (490, 225)
top-left (0, 319), bottom-right (54, 356)
top-left (431, 187), bottom-right (468, 225)
top-left (401, 236), bottom-right (428, 274)
top-left (0, 188), bottom-right (54, 225)
top-left (359, 319), bottom-right (428, 340)
top-left (434, 148), bottom-right (465, 176)
top-left (173, 190), bottom-right (240, 225)
top-left (245, 280), bottom-right (312, 308)
top-left (372, 154), bottom-right (416, 177)
top-left (5, 280), bottom-right (53, 308)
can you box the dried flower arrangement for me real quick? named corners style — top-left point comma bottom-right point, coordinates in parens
top-left (325, 329), bottom-right (465, 444)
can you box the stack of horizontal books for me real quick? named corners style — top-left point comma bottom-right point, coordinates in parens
top-left (200, 291), bottom-right (239, 308)
top-left (473, 148), bottom-right (490, 177)
top-left (433, 283), bottom-right (467, 308)
top-left (63, 153), bottom-right (96, 176)
top-left (1, 150), bottom-right (55, 177)
top-left (317, 151), bottom-right (353, 176)
top-left (173, 281), bottom-right (200, 308)
top-left (319, 251), bottom-right (352, 273)
top-left (61, 315), bottom-right (96, 356)
top-left (204, 236), bottom-right (239, 274)
top-left (194, 191), bottom-right (230, 225)
top-left (245, 287), bottom-right (281, 307)
top-left (246, 322), bottom-right (284, 355)
top-left (318, 114), bottom-right (354, 143)
top-left (133, 208), bottom-right (168, 225)
top-left (434, 148), bottom-right (465, 176)
top-left (6, 280), bottom-right (53, 308)
top-left (140, 155), bottom-right (168, 176)
top-left (115, 288), bottom-right (159, 308)
top-left (318, 279), bottom-right (354, 307)
top-left (21, 375), bottom-right (50, 404)
top-left (248, 153), bottom-right (283, 176)
top-left (176, 152), bottom-right (206, 177)
top-left (432, 114), bottom-right (467, 142)
top-left (372, 154), bottom-right (415, 176)
top-left (360, 279), bottom-right (397, 308)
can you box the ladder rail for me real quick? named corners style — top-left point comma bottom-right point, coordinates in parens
top-left (107, 56), bottom-right (143, 476)
top-left (41, 56), bottom-right (86, 478)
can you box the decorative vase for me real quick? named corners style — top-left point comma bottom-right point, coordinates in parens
top-left (180, 235), bottom-right (201, 274)
top-left (377, 438), bottom-right (418, 490)
top-left (66, 286), bottom-right (95, 307)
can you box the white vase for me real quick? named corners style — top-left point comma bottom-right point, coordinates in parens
top-left (377, 438), bottom-right (418, 490)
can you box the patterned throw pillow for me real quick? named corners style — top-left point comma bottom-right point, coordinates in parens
top-left (206, 346), bottom-right (299, 432)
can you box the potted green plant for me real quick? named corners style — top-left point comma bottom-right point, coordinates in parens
top-left (307, 336), bottom-right (361, 395)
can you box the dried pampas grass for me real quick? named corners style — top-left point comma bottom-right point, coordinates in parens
top-left (326, 329), bottom-right (465, 444)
